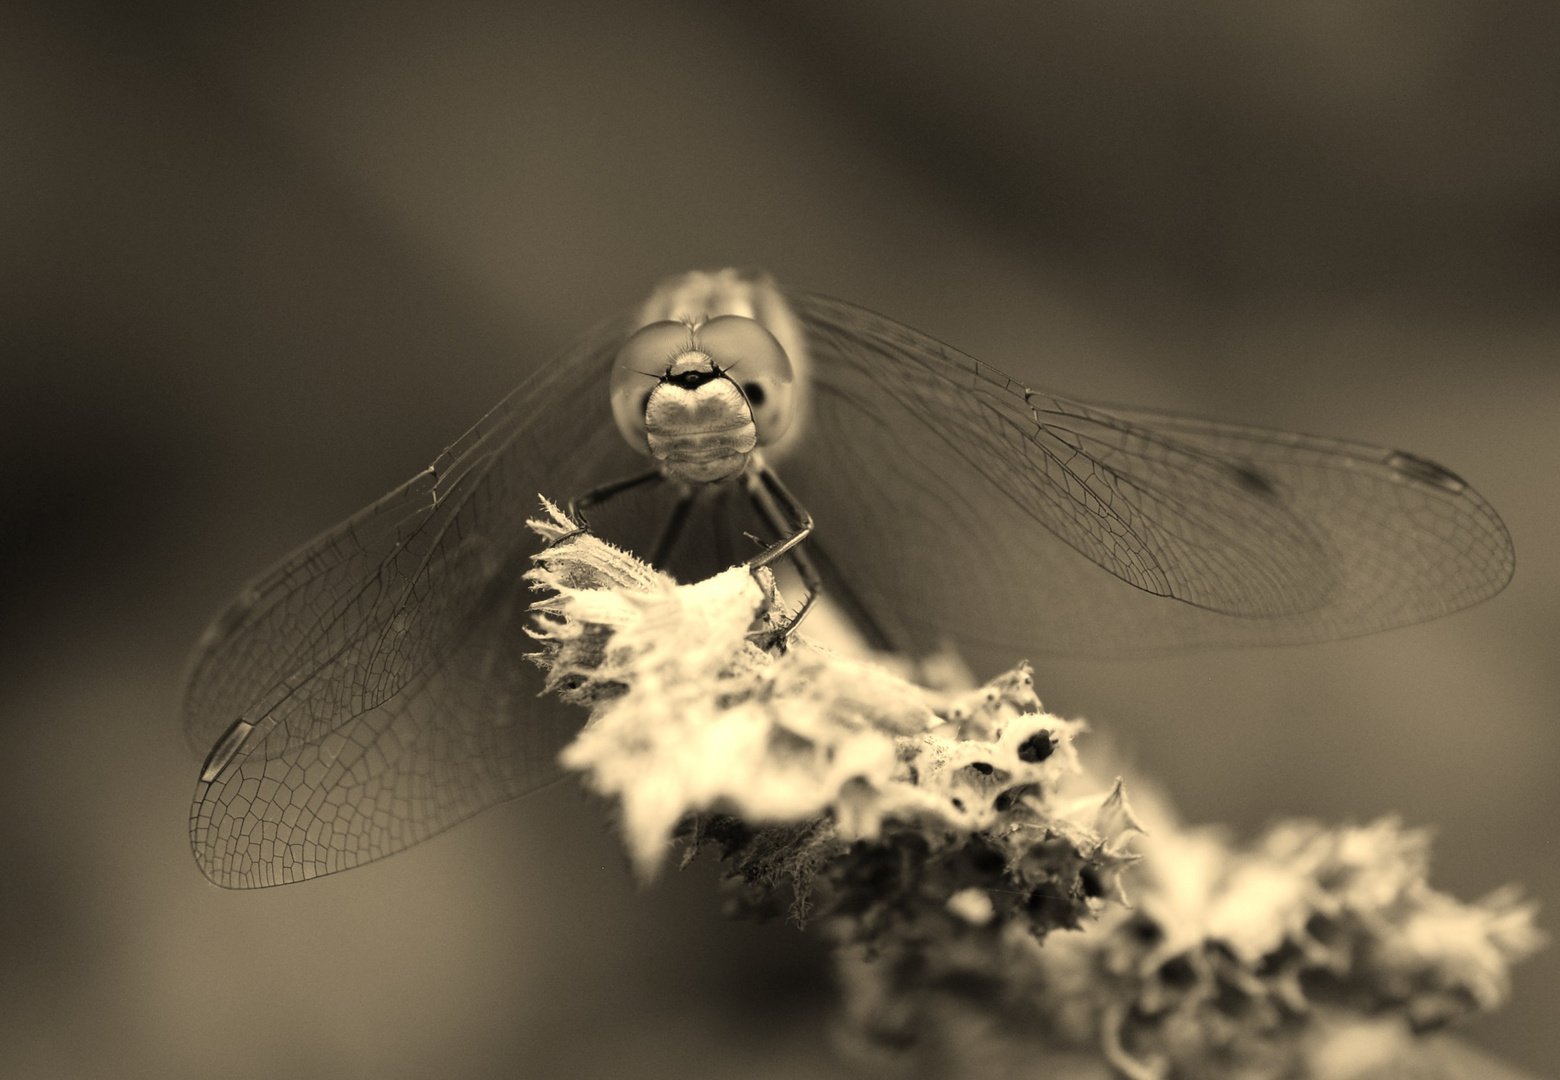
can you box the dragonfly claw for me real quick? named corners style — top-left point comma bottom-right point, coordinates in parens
top-left (541, 524), bottom-right (589, 550)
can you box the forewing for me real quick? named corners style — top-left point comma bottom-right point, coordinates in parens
top-left (185, 314), bottom-right (641, 887)
top-left (784, 292), bottom-right (1513, 656)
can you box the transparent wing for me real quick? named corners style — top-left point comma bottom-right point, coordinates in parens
top-left (783, 291), bottom-right (1514, 657)
top-left (184, 313), bottom-right (643, 888)
top-left (186, 284), bottom-right (1517, 887)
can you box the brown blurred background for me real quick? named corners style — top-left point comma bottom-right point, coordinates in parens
top-left (2, 1), bottom-right (1557, 1077)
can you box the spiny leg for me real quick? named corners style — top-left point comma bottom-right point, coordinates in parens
top-left (744, 468), bottom-right (902, 652)
top-left (555, 469), bottom-right (664, 546)
top-left (797, 529), bottom-right (901, 654)
top-left (744, 465), bottom-right (812, 571)
top-left (711, 484), bottom-right (735, 571)
top-left (744, 464), bottom-right (820, 642)
top-left (650, 487), bottom-right (697, 570)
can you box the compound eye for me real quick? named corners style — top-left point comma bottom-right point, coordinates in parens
top-left (610, 320), bottom-right (694, 455)
top-left (695, 315), bottom-right (796, 445)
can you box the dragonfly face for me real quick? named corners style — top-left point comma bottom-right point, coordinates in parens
top-left (608, 311), bottom-right (797, 484)
top-left (184, 267), bottom-right (1514, 887)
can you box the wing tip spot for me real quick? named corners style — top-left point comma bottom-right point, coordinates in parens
top-left (1386, 450), bottom-right (1466, 494)
top-left (200, 718), bottom-right (256, 783)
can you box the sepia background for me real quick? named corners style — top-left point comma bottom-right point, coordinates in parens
top-left (2, 1), bottom-right (1557, 1077)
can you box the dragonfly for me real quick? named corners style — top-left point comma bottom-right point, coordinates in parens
top-left (185, 268), bottom-right (1513, 888)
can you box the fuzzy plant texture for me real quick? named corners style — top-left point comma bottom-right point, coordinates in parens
top-left (525, 500), bottom-right (1544, 1080)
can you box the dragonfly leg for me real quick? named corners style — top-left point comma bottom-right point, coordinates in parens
top-left (550, 469), bottom-right (665, 548)
top-left (711, 484), bottom-right (735, 570)
top-left (650, 488), bottom-right (697, 570)
top-left (743, 464), bottom-right (820, 644)
top-left (799, 530), bottom-right (901, 654)
top-left (744, 465), bottom-right (813, 571)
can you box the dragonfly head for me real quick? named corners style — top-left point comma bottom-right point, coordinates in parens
top-left (611, 315), bottom-right (796, 484)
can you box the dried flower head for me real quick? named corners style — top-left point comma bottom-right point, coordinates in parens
top-left (526, 501), bottom-right (1138, 921)
top-left (524, 500), bottom-right (1543, 1080)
